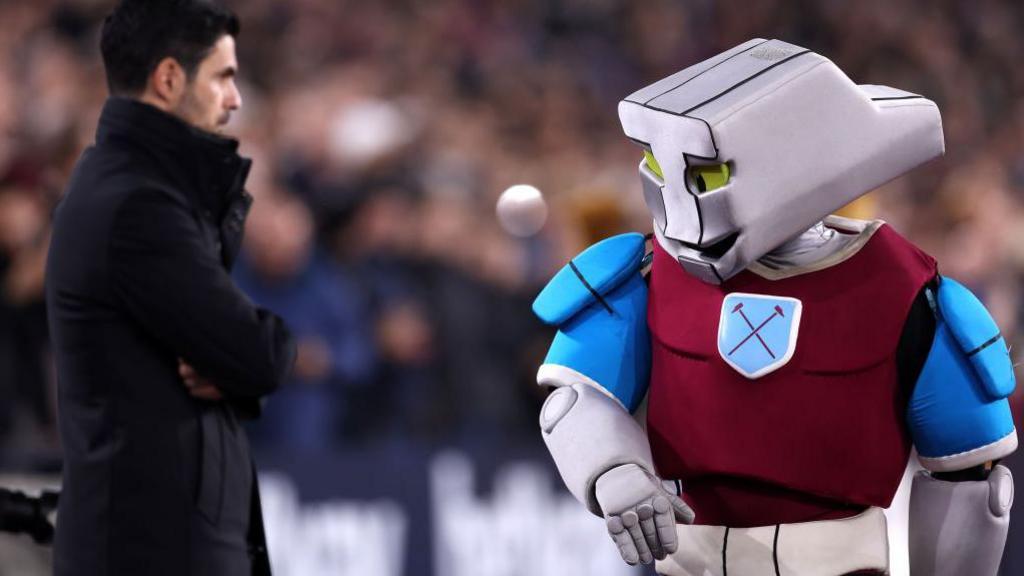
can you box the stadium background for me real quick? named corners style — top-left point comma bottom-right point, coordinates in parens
top-left (0, 0), bottom-right (1022, 574)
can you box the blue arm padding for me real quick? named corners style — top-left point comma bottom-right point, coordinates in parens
top-left (937, 278), bottom-right (1015, 399)
top-left (533, 233), bottom-right (646, 325)
top-left (908, 277), bottom-right (1016, 461)
top-left (533, 233), bottom-right (650, 412)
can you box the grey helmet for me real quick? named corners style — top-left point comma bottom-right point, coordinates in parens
top-left (618, 38), bottom-right (944, 284)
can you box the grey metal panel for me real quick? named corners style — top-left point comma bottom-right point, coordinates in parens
top-left (645, 39), bottom-right (810, 116)
top-left (684, 52), bottom-right (827, 124)
top-left (622, 38), bottom-right (767, 106)
top-left (860, 84), bottom-right (921, 100)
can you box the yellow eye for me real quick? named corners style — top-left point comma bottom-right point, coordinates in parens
top-left (643, 150), bottom-right (664, 179)
top-left (690, 163), bottom-right (730, 192)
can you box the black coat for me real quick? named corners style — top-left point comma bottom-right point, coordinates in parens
top-left (46, 98), bottom-right (295, 576)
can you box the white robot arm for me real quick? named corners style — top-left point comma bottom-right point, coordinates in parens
top-left (533, 233), bottom-right (694, 565)
top-left (906, 278), bottom-right (1017, 575)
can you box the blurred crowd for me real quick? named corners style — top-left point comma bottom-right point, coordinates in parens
top-left (1, 0), bottom-right (1023, 468)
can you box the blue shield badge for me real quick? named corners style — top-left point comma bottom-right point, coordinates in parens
top-left (717, 293), bottom-right (802, 379)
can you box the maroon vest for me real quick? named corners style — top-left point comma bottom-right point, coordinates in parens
top-left (647, 224), bottom-right (937, 527)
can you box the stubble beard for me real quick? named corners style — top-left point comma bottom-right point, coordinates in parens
top-left (175, 86), bottom-right (228, 134)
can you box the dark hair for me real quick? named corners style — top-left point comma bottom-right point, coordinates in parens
top-left (100, 0), bottom-right (240, 96)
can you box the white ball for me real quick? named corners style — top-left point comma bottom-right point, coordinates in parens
top-left (496, 184), bottom-right (548, 237)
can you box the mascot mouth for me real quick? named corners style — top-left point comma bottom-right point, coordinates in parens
top-left (682, 232), bottom-right (738, 260)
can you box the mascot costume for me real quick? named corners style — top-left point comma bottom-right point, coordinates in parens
top-left (533, 39), bottom-right (1016, 575)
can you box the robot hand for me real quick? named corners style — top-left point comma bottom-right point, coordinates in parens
top-left (595, 463), bottom-right (695, 565)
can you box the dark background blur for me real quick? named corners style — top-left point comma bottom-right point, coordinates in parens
top-left (0, 0), bottom-right (1022, 574)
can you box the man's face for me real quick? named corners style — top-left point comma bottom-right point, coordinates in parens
top-left (174, 35), bottom-right (241, 134)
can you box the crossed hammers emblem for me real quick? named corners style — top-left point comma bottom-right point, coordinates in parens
top-left (728, 302), bottom-right (785, 358)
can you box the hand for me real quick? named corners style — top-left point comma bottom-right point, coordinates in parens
top-left (595, 463), bottom-right (695, 565)
top-left (178, 358), bottom-right (224, 401)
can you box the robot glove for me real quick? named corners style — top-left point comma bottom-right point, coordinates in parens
top-left (595, 463), bottom-right (695, 565)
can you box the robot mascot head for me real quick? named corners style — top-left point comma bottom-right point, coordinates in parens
top-left (619, 39), bottom-right (945, 284)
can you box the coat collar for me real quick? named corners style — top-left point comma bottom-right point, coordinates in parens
top-left (95, 97), bottom-right (251, 220)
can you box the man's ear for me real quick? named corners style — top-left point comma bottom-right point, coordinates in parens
top-left (146, 57), bottom-right (187, 108)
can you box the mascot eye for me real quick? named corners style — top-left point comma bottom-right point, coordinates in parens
top-left (690, 163), bottom-right (731, 193)
top-left (642, 150), bottom-right (664, 179)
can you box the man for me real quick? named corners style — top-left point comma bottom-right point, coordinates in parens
top-left (45, 1), bottom-right (295, 574)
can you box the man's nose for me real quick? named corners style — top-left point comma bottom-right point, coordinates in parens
top-left (226, 82), bottom-right (242, 111)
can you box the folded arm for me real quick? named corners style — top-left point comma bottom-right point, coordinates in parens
top-left (109, 188), bottom-right (296, 399)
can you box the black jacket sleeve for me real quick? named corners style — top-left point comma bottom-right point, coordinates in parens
top-left (109, 187), bottom-right (295, 398)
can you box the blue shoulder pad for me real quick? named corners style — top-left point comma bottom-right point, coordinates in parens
top-left (533, 233), bottom-right (646, 326)
top-left (908, 277), bottom-right (1017, 470)
top-left (534, 233), bottom-right (650, 412)
top-left (936, 278), bottom-right (1014, 398)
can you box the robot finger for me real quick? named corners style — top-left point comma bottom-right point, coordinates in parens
top-left (622, 509), bottom-right (654, 564)
top-left (636, 503), bottom-right (665, 559)
top-left (653, 495), bottom-right (680, 554)
top-left (607, 515), bottom-right (639, 565)
top-left (668, 493), bottom-right (695, 524)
